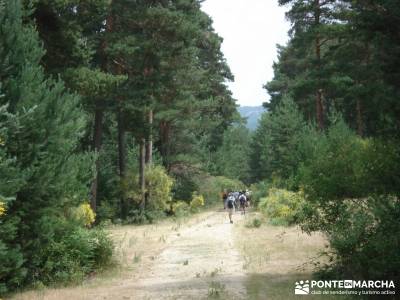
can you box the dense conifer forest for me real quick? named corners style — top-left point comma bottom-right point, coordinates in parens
top-left (0, 1), bottom-right (399, 298)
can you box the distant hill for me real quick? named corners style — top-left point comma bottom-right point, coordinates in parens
top-left (238, 106), bottom-right (266, 130)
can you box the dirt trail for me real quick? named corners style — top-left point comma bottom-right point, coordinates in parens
top-left (12, 210), bottom-right (327, 300)
top-left (136, 211), bottom-right (246, 299)
top-left (13, 210), bottom-right (247, 300)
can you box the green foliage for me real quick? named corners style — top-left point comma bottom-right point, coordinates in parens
top-left (0, 1), bottom-right (113, 293)
top-left (303, 196), bottom-right (400, 281)
top-left (171, 201), bottom-right (190, 218)
top-left (145, 165), bottom-right (174, 212)
top-left (249, 180), bottom-right (270, 207)
top-left (215, 124), bottom-right (251, 183)
top-left (245, 217), bottom-right (262, 228)
top-left (250, 97), bottom-right (305, 182)
top-left (122, 164), bottom-right (174, 222)
top-left (270, 1), bottom-right (400, 137)
top-left (172, 172), bottom-right (199, 202)
top-left (296, 118), bottom-right (400, 206)
top-left (295, 119), bottom-right (366, 200)
top-left (31, 217), bottom-right (113, 285)
top-left (259, 188), bottom-right (305, 226)
top-left (292, 119), bottom-right (400, 281)
top-left (253, 106), bottom-right (400, 280)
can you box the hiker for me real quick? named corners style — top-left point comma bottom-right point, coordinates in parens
top-left (245, 189), bottom-right (251, 207)
top-left (222, 190), bottom-right (228, 209)
top-left (239, 192), bottom-right (247, 215)
top-left (226, 193), bottom-right (235, 224)
top-left (233, 191), bottom-right (240, 209)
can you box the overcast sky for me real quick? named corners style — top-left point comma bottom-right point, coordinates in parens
top-left (201, 0), bottom-right (290, 107)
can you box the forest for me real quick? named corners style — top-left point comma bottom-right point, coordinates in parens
top-left (0, 0), bottom-right (399, 298)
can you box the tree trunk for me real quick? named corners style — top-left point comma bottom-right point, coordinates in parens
top-left (117, 107), bottom-right (126, 219)
top-left (316, 88), bottom-right (324, 130)
top-left (145, 109), bottom-right (153, 165)
top-left (90, 8), bottom-right (114, 212)
top-left (356, 99), bottom-right (364, 136)
top-left (117, 107), bottom-right (126, 178)
top-left (159, 121), bottom-right (171, 169)
top-left (315, 0), bottom-right (324, 130)
top-left (139, 138), bottom-right (146, 211)
top-left (90, 108), bottom-right (103, 212)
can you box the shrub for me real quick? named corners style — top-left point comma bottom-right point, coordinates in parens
top-left (259, 188), bottom-right (305, 225)
top-left (249, 180), bottom-right (270, 207)
top-left (295, 120), bottom-right (366, 200)
top-left (172, 172), bottom-right (198, 202)
top-left (190, 193), bottom-right (205, 213)
top-left (96, 201), bottom-right (117, 223)
top-left (121, 166), bottom-right (174, 211)
top-left (145, 165), bottom-right (174, 212)
top-left (30, 216), bottom-right (113, 286)
top-left (171, 201), bottom-right (190, 218)
top-left (90, 228), bottom-right (114, 269)
top-left (122, 164), bottom-right (174, 223)
top-left (295, 119), bottom-right (400, 281)
top-left (310, 196), bottom-right (400, 281)
top-left (0, 201), bottom-right (5, 216)
top-left (73, 203), bottom-right (96, 227)
top-left (245, 217), bottom-right (262, 228)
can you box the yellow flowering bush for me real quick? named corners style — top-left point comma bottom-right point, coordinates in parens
top-left (0, 201), bottom-right (6, 216)
top-left (259, 188), bottom-right (305, 225)
top-left (145, 165), bottom-right (174, 211)
top-left (74, 203), bottom-right (96, 227)
top-left (190, 193), bottom-right (205, 213)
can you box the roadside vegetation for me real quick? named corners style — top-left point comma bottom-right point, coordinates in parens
top-left (246, 0), bottom-right (400, 289)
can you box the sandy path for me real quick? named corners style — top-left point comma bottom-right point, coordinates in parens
top-left (136, 211), bottom-right (246, 299)
top-left (13, 210), bottom-right (247, 300)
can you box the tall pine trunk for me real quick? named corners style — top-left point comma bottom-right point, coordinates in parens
top-left (90, 9), bottom-right (114, 212)
top-left (139, 138), bottom-right (146, 211)
top-left (315, 0), bottom-right (324, 130)
top-left (159, 120), bottom-right (171, 169)
top-left (356, 99), bottom-right (364, 136)
top-left (117, 106), bottom-right (126, 219)
top-left (117, 107), bottom-right (126, 178)
top-left (145, 109), bottom-right (153, 165)
top-left (90, 108), bottom-right (103, 212)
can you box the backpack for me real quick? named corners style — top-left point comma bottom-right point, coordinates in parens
top-left (239, 194), bottom-right (246, 205)
top-left (227, 197), bottom-right (234, 209)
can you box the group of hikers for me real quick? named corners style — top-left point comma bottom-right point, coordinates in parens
top-left (222, 190), bottom-right (251, 223)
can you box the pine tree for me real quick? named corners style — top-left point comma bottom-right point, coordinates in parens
top-left (277, 0), bottom-right (346, 130)
top-left (0, 0), bottom-right (93, 289)
top-left (215, 124), bottom-right (251, 183)
top-left (250, 97), bottom-right (305, 181)
top-left (29, 0), bottom-right (126, 212)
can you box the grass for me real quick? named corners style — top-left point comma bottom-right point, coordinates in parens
top-left (207, 281), bottom-right (226, 299)
top-left (209, 267), bottom-right (222, 278)
top-left (244, 274), bottom-right (352, 300)
top-left (234, 212), bottom-right (338, 300)
top-left (133, 252), bottom-right (141, 264)
top-left (245, 217), bottom-right (262, 228)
